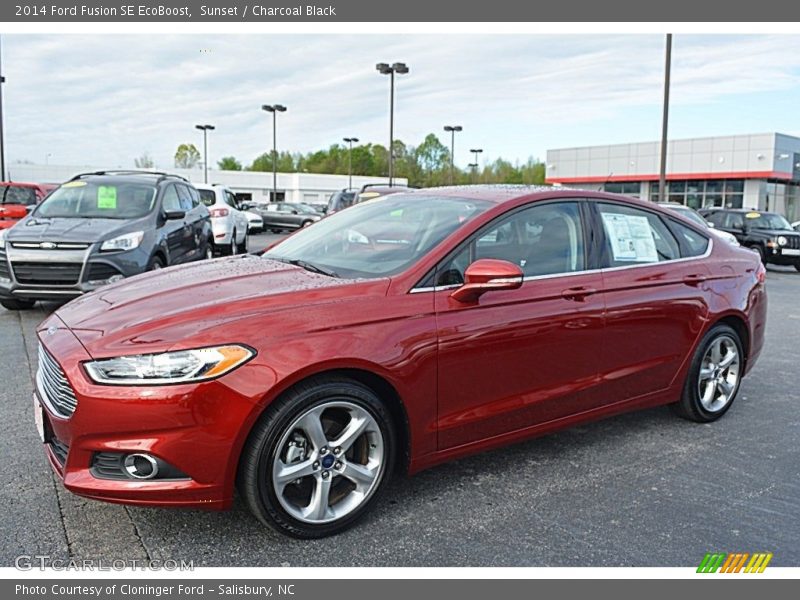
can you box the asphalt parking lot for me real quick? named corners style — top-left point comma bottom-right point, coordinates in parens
top-left (1, 240), bottom-right (798, 567)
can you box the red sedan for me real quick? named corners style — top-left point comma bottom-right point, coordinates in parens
top-left (34, 187), bottom-right (767, 538)
top-left (0, 182), bottom-right (57, 229)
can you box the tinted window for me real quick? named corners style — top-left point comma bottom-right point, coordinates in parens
top-left (1, 185), bottom-right (37, 206)
top-left (436, 202), bottom-right (586, 285)
top-left (705, 211), bottom-right (726, 227)
top-left (598, 203), bottom-right (680, 266)
top-left (224, 190), bottom-right (238, 208)
top-left (670, 220), bottom-right (710, 257)
top-left (36, 181), bottom-right (156, 219)
top-left (724, 212), bottom-right (745, 229)
top-left (162, 185), bottom-right (182, 212)
top-left (198, 189), bottom-right (216, 207)
top-left (188, 186), bottom-right (200, 207)
top-left (176, 185), bottom-right (194, 211)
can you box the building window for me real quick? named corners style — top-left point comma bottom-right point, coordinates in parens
top-left (603, 182), bottom-right (641, 197)
top-left (649, 179), bottom-right (743, 209)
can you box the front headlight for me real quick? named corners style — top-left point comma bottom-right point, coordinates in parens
top-left (84, 345), bottom-right (254, 385)
top-left (100, 231), bottom-right (144, 252)
top-left (777, 236), bottom-right (788, 247)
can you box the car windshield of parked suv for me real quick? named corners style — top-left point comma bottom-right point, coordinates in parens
top-left (665, 204), bottom-right (708, 228)
top-left (746, 212), bottom-right (793, 230)
top-left (265, 194), bottom-right (491, 279)
top-left (1, 184), bottom-right (38, 206)
top-left (35, 181), bottom-right (157, 219)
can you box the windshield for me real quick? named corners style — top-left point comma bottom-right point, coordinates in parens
top-left (746, 212), bottom-right (792, 230)
top-left (265, 194), bottom-right (491, 279)
top-left (665, 205), bottom-right (707, 227)
top-left (1, 185), bottom-right (38, 206)
top-left (35, 181), bottom-right (157, 219)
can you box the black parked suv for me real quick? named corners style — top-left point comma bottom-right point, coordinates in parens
top-left (0, 171), bottom-right (213, 310)
top-left (700, 207), bottom-right (800, 270)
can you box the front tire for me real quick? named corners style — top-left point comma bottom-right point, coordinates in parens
top-left (1, 298), bottom-right (36, 310)
top-left (672, 324), bottom-right (744, 423)
top-left (238, 376), bottom-right (396, 538)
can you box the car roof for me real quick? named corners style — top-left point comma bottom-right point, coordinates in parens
top-left (702, 207), bottom-right (778, 215)
top-left (68, 170), bottom-right (188, 186)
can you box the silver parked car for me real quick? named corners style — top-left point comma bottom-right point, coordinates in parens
top-left (255, 202), bottom-right (323, 233)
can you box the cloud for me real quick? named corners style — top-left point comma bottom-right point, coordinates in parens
top-left (4, 34), bottom-right (800, 170)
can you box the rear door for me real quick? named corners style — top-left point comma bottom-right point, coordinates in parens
top-left (177, 184), bottom-right (207, 261)
top-left (594, 201), bottom-right (712, 404)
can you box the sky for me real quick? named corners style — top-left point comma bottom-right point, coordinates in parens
top-left (4, 33), bottom-right (800, 172)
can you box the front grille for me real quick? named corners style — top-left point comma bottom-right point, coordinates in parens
top-left (12, 262), bottom-right (82, 285)
top-left (49, 437), bottom-right (69, 466)
top-left (10, 241), bottom-right (90, 250)
top-left (786, 236), bottom-right (800, 250)
top-left (0, 250), bottom-right (9, 279)
top-left (37, 344), bottom-right (78, 418)
top-left (87, 262), bottom-right (121, 281)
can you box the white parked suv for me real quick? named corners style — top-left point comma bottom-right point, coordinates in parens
top-left (195, 184), bottom-right (250, 255)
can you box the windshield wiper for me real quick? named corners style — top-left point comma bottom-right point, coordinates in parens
top-left (269, 256), bottom-right (339, 278)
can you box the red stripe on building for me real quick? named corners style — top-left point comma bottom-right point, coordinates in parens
top-left (546, 170), bottom-right (793, 184)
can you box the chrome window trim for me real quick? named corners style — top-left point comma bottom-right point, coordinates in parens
top-left (408, 238), bottom-right (714, 294)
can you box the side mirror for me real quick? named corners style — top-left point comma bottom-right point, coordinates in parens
top-left (450, 259), bottom-right (524, 303)
top-left (164, 209), bottom-right (186, 220)
top-left (706, 221), bottom-right (715, 228)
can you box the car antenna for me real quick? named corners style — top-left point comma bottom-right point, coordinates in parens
top-left (599, 172), bottom-right (613, 191)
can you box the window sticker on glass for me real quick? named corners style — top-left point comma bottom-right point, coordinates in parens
top-left (746, 212), bottom-right (761, 219)
top-left (97, 186), bottom-right (118, 209)
top-left (601, 212), bottom-right (658, 262)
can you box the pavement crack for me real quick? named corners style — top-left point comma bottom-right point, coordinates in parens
top-left (124, 506), bottom-right (153, 561)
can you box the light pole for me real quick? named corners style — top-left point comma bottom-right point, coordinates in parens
top-left (658, 34), bottom-right (672, 203)
top-left (376, 62), bottom-right (409, 186)
top-left (195, 124), bottom-right (215, 183)
top-left (470, 148), bottom-right (483, 183)
top-left (343, 137), bottom-right (359, 189)
top-left (444, 125), bottom-right (463, 185)
top-left (262, 104), bottom-right (287, 201)
top-left (0, 36), bottom-right (6, 182)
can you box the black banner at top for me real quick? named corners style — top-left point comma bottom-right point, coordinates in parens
top-left (2, 0), bottom-right (799, 22)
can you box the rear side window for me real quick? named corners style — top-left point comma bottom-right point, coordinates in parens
top-left (598, 203), bottom-right (680, 266)
top-left (198, 189), bottom-right (216, 207)
top-left (670, 220), bottom-right (710, 257)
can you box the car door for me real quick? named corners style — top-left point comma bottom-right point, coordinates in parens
top-left (433, 200), bottom-right (605, 450)
top-left (159, 183), bottom-right (189, 264)
top-left (224, 189), bottom-right (248, 240)
top-left (594, 201), bottom-right (712, 404)
top-left (177, 184), bottom-right (207, 261)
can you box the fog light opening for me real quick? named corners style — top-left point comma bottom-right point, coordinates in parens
top-left (123, 453), bottom-right (160, 480)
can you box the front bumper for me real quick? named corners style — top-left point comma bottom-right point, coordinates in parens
top-left (0, 243), bottom-right (149, 301)
top-left (35, 315), bottom-right (264, 509)
top-left (765, 246), bottom-right (800, 265)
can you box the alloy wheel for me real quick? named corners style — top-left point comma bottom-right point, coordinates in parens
top-left (697, 334), bottom-right (741, 413)
top-left (271, 401), bottom-right (385, 524)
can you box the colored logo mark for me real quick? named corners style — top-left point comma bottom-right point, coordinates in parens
top-left (697, 552), bottom-right (773, 573)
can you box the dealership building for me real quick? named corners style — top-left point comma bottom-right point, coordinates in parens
top-left (546, 132), bottom-right (800, 222)
top-left (5, 163), bottom-right (404, 205)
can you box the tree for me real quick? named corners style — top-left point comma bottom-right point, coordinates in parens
top-left (174, 143), bottom-right (201, 169)
top-left (134, 152), bottom-right (154, 169)
top-left (217, 156), bottom-right (242, 171)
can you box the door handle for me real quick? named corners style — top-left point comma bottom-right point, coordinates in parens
top-left (682, 273), bottom-right (707, 286)
top-left (561, 286), bottom-right (598, 301)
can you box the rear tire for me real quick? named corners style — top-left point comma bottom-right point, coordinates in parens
top-left (672, 323), bottom-right (744, 423)
top-left (794, 261), bottom-right (800, 272)
top-left (1, 298), bottom-right (36, 310)
top-left (238, 376), bottom-right (396, 538)
top-left (228, 230), bottom-right (238, 256)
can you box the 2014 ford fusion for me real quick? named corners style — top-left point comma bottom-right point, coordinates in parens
top-left (34, 187), bottom-right (767, 538)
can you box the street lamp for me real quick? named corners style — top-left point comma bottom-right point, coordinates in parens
top-left (444, 125), bottom-right (463, 185)
top-left (195, 124), bottom-right (215, 183)
top-left (469, 148), bottom-right (483, 183)
top-left (262, 104), bottom-right (287, 201)
top-left (376, 62), bottom-right (409, 186)
top-left (658, 33), bottom-right (672, 203)
top-left (343, 137), bottom-right (359, 189)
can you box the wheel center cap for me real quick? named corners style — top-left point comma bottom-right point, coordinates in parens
top-left (321, 454), bottom-right (335, 469)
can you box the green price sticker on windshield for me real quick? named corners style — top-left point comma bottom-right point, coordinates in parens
top-left (97, 186), bottom-right (117, 209)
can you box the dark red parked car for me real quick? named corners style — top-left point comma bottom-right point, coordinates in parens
top-left (0, 182), bottom-right (57, 229)
top-left (34, 186), bottom-right (767, 537)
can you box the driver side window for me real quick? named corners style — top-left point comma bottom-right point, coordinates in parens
top-left (435, 201), bottom-right (586, 286)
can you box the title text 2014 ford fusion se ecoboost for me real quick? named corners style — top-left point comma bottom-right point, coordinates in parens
top-left (33, 186), bottom-right (767, 538)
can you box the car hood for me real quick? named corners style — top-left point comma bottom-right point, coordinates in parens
top-left (750, 228), bottom-right (800, 238)
top-left (55, 255), bottom-right (390, 358)
top-left (7, 216), bottom-right (139, 244)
